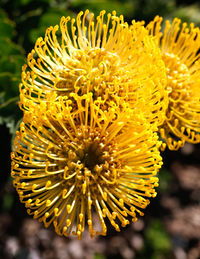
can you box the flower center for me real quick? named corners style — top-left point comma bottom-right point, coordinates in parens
top-left (59, 127), bottom-right (121, 195)
top-left (80, 142), bottom-right (103, 171)
top-left (55, 48), bottom-right (121, 98)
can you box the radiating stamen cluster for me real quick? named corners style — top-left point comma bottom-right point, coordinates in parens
top-left (11, 10), bottom-right (174, 239)
top-left (147, 16), bottom-right (200, 150)
top-left (11, 94), bottom-right (162, 239)
top-left (20, 10), bottom-right (167, 128)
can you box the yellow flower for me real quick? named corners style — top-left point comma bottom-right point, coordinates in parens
top-left (11, 93), bottom-right (162, 239)
top-left (147, 16), bottom-right (200, 150)
top-left (20, 10), bottom-right (167, 129)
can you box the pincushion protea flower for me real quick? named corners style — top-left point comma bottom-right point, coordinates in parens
top-left (11, 94), bottom-right (162, 239)
top-left (20, 10), bottom-right (167, 129)
top-left (147, 17), bottom-right (200, 150)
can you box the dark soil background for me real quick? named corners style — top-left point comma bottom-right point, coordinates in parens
top-left (0, 1), bottom-right (200, 259)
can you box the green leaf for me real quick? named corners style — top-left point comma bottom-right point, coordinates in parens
top-left (145, 220), bottom-right (171, 252)
top-left (170, 4), bottom-right (200, 25)
top-left (39, 9), bottom-right (74, 27)
top-left (158, 169), bottom-right (173, 192)
top-left (0, 55), bottom-right (25, 75)
top-left (70, 0), bottom-right (137, 18)
top-left (94, 253), bottom-right (106, 259)
top-left (0, 38), bottom-right (24, 56)
top-left (2, 193), bottom-right (14, 211)
top-left (29, 9), bottom-right (74, 43)
top-left (0, 91), bottom-right (6, 104)
top-left (0, 9), bottom-right (7, 20)
top-left (29, 25), bottom-right (48, 43)
top-left (0, 17), bottom-right (15, 39)
top-left (0, 72), bottom-right (20, 97)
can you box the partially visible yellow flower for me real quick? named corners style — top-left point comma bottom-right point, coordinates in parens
top-left (147, 16), bottom-right (200, 150)
top-left (11, 93), bottom-right (162, 239)
top-left (20, 10), bottom-right (167, 129)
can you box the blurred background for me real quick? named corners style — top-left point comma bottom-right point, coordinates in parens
top-left (0, 0), bottom-right (200, 258)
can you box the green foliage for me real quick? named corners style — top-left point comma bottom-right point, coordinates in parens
top-left (70, 0), bottom-right (138, 18)
top-left (0, 8), bottom-right (24, 135)
top-left (0, 9), bottom-right (14, 38)
top-left (94, 253), bottom-right (106, 259)
top-left (158, 169), bottom-right (173, 192)
top-left (29, 8), bottom-right (74, 43)
top-left (138, 219), bottom-right (172, 259)
top-left (2, 192), bottom-right (14, 211)
top-left (143, 0), bottom-right (175, 19)
top-left (171, 4), bottom-right (200, 25)
top-left (145, 220), bottom-right (171, 252)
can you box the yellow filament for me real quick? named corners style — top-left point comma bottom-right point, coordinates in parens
top-left (19, 10), bottom-right (167, 130)
top-left (147, 16), bottom-right (200, 150)
top-left (12, 93), bottom-right (161, 239)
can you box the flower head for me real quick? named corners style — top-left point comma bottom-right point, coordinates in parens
top-left (20, 10), bottom-right (167, 128)
top-left (11, 94), bottom-right (162, 239)
top-left (147, 16), bottom-right (200, 150)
